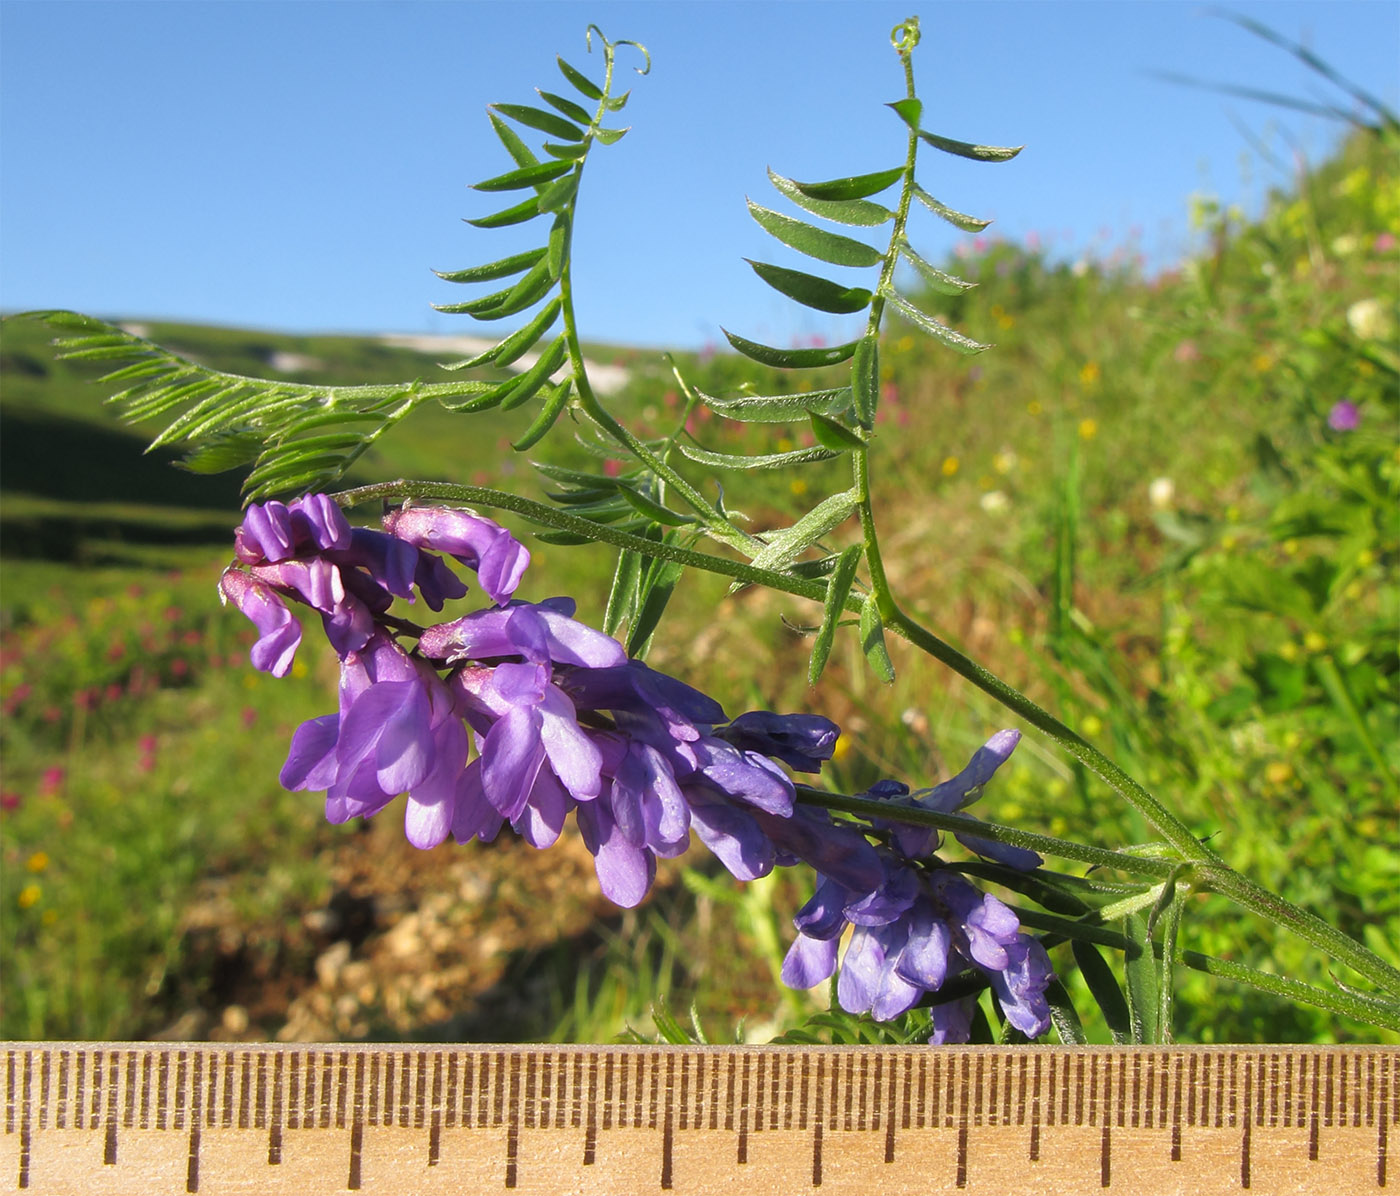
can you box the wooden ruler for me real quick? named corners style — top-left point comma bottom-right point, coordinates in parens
top-left (2, 1043), bottom-right (1394, 1194)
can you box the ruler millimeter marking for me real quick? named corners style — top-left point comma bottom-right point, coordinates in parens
top-left (2, 1043), bottom-right (1395, 1193)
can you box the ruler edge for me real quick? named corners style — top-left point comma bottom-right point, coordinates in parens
top-left (6, 1042), bottom-right (1396, 1055)
top-left (3, 1043), bottom-right (1394, 1191)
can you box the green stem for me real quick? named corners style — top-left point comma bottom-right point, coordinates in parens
top-left (792, 785), bottom-right (1176, 879)
top-left (851, 44), bottom-right (921, 622)
top-left (1175, 949), bottom-right (1400, 1032)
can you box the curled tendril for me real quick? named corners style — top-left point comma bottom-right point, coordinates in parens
top-left (587, 24), bottom-right (652, 75)
top-left (891, 17), bottom-right (921, 56)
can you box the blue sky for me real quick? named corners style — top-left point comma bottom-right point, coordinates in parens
top-left (2, 1), bottom-right (1396, 350)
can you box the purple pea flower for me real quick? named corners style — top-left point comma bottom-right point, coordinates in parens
top-left (218, 568), bottom-right (303, 678)
top-left (885, 730), bottom-right (1042, 870)
top-left (384, 504), bottom-right (531, 606)
top-left (715, 710), bottom-right (840, 772)
top-left (235, 494), bottom-right (352, 564)
top-left (420, 597), bottom-right (628, 670)
top-left (453, 662), bottom-right (603, 820)
top-left (280, 632), bottom-right (468, 848)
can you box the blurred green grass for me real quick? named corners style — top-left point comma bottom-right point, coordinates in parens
top-left (2, 127), bottom-right (1395, 1046)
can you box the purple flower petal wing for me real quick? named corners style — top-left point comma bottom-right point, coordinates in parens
top-left (288, 494), bottom-right (352, 551)
top-left (280, 714), bottom-right (341, 791)
top-left (333, 681), bottom-right (418, 779)
top-left (928, 996), bottom-right (976, 1045)
top-left (631, 743), bottom-right (690, 851)
top-left (481, 706), bottom-right (546, 820)
top-left (513, 769), bottom-right (573, 849)
top-left (989, 938), bottom-right (1054, 1038)
top-left (403, 718), bottom-right (469, 849)
top-left (220, 570), bottom-right (303, 678)
top-left (781, 932), bottom-right (839, 990)
top-left (692, 740), bottom-right (794, 816)
top-left (576, 797), bottom-right (656, 908)
top-left (687, 796), bottom-right (775, 881)
top-left (836, 928), bottom-right (882, 1015)
top-left (954, 831), bottom-right (1043, 871)
top-left (451, 759), bottom-right (506, 844)
top-left (755, 807), bottom-right (883, 894)
top-left (538, 686), bottom-right (603, 800)
top-left (792, 877), bottom-right (849, 940)
top-left (718, 711), bottom-right (840, 772)
top-left (844, 864), bottom-right (920, 926)
top-left (893, 900), bottom-right (950, 991)
top-left (235, 501), bottom-right (295, 563)
top-left (372, 683), bottom-right (437, 795)
top-left (384, 506), bottom-right (531, 605)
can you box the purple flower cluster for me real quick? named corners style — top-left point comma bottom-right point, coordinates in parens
top-left (222, 494), bottom-right (1054, 1043)
top-left (222, 496), bottom-right (838, 907)
top-left (781, 731), bottom-right (1053, 1041)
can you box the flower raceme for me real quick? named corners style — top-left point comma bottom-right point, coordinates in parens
top-left (221, 495), bottom-right (1053, 1042)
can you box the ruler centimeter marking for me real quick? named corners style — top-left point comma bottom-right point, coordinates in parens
top-left (2, 1044), bottom-right (1395, 1194)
